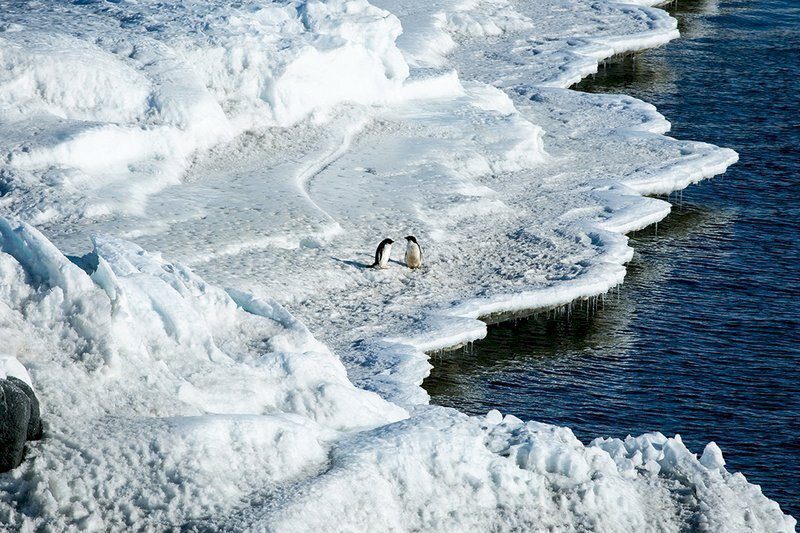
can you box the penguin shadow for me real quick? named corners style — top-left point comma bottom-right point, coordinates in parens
top-left (330, 256), bottom-right (372, 269)
top-left (330, 256), bottom-right (408, 269)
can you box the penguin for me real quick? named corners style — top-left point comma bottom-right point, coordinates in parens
top-left (404, 235), bottom-right (423, 269)
top-left (371, 238), bottom-right (394, 268)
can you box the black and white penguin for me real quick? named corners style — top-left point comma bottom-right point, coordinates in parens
top-left (404, 235), bottom-right (422, 269)
top-left (371, 238), bottom-right (394, 268)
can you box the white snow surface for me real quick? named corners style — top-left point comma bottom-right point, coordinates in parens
top-left (0, 0), bottom-right (794, 530)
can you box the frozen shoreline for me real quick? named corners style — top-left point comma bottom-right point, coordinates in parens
top-left (423, 99), bottom-right (739, 352)
top-left (0, 0), bottom-right (794, 529)
top-left (356, 0), bottom-right (737, 387)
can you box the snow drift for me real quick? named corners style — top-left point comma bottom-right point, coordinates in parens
top-left (0, 217), bottom-right (404, 527)
top-left (0, 0), bottom-right (408, 219)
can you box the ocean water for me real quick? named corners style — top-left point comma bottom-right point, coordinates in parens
top-left (424, 0), bottom-right (800, 517)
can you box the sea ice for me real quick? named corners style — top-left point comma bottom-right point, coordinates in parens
top-left (0, 0), bottom-right (793, 529)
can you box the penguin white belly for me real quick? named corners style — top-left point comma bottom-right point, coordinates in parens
top-left (378, 245), bottom-right (392, 268)
top-left (405, 243), bottom-right (422, 269)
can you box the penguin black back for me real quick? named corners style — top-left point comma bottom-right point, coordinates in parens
top-left (372, 238), bottom-right (394, 267)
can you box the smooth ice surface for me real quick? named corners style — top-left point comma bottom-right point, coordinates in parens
top-left (0, 0), bottom-right (793, 529)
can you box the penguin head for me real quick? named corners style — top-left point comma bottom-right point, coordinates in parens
top-left (382, 238), bottom-right (394, 245)
top-left (405, 235), bottom-right (417, 243)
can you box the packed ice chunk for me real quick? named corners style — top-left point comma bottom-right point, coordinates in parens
top-left (700, 441), bottom-right (726, 470)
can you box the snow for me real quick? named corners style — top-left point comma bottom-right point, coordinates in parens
top-left (0, 0), bottom-right (794, 529)
top-left (0, 355), bottom-right (32, 389)
top-left (238, 410), bottom-right (792, 531)
top-left (0, 0), bottom-right (407, 219)
top-left (0, 216), bottom-right (404, 527)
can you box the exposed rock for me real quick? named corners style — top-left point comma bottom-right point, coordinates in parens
top-left (7, 376), bottom-right (43, 441)
top-left (0, 379), bottom-right (31, 472)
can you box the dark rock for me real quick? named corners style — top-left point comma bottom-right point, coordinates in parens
top-left (0, 379), bottom-right (31, 472)
top-left (7, 377), bottom-right (42, 440)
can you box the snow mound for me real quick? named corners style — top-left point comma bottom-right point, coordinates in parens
top-left (0, 216), bottom-right (405, 529)
top-left (0, 32), bottom-right (151, 124)
top-left (0, 0), bottom-right (408, 219)
top-left (1, 414), bottom-right (331, 530)
top-left (444, 0), bottom-right (534, 38)
top-left (0, 216), bottom-right (404, 427)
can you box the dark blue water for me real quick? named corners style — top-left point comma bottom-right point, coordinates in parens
top-left (424, 0), bottom-right (800, 517)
